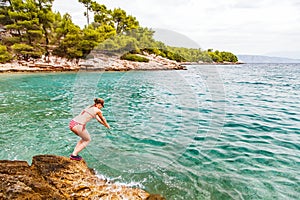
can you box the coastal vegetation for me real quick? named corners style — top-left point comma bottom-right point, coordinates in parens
top-left (0, 0), bottom-right (238, 64)
top-left (120, 53), bottom-right (149, 62)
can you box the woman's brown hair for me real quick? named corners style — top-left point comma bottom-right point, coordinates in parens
top-left (94, 98), bottom-right (104, 107)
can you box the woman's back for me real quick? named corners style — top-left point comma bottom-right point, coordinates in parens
top-left (73, 106), bottom-right (100, 124)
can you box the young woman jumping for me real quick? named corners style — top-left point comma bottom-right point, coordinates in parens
top-left (69, 98), bottom-right (110, 161)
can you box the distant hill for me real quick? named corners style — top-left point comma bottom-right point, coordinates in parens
top-left (237, 55), bottom-right (300, 63)
top-left (153, 28), bottom-right (201, 48)
top-left (264, 51), bottom-right (300, 60)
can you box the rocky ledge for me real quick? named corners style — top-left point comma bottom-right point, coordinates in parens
top-left (0, 155), bottom-right (165, 200)
top-left (0, 53), bottom-right (185, 73)
top-left (0, 57), bottom-right (79, 73)
top-left (79, 52), bottom-right (185, 71)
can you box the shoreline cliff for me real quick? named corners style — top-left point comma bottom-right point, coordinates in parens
top-left (0, 52), bottom-right (186, 73)
top-left (0, 155), bottom-right (165, 200)
top-left (0, 52), bottom-right (243, 73)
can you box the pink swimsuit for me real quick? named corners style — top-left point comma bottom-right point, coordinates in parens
top-left (69, 120), bottom-right (84, 130)
top-left (69, 107), bottom-right (96, 130)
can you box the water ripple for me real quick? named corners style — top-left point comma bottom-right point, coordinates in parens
top-left (1, 65), bottom-right (300, 199)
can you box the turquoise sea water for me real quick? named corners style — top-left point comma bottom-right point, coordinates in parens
top-left (0, 64), bottom-right (299, 199)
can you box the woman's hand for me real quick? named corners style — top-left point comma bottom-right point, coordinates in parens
top-left (96, 111), bottom-right (110, 129)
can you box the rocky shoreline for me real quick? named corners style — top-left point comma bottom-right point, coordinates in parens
top-left (0, 52), bottom-right (245, 73)
top-left (0, 52), bottom-right (186, 73)
top-left (0, 155), bottom-right (165, 200)
top-left (181, 61), bottom-right (244, 65)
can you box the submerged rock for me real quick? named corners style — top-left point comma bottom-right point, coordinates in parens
top-left (0, 155), bottom-right (165, 199)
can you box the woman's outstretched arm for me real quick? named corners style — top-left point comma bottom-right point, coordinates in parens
top-left (96, 112), bottom-right (110, 129)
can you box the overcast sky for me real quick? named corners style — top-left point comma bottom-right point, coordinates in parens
top-left (53, 0), bottom-right (300, 58)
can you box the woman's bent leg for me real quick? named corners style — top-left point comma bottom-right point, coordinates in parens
top-left (71, 126), bottom-right (91, 156)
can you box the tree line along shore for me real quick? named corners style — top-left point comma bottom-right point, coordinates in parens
top-left (0, 0), bottom-right (240, 72)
